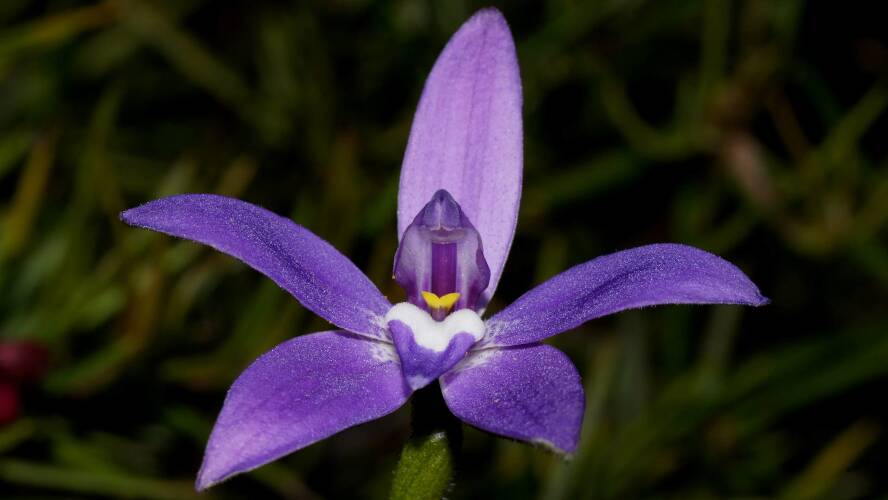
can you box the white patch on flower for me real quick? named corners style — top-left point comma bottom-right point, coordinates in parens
top-left (448, 348), bottom-right (496, 372)
top-left (407, 375), bottom-right (431, 388)
top-left (369, 312), bottom-right (394, 341)
top-left (384, 302), bottom-right (485, 353)
top-left (367, 340), bottom-right (399, 363)
top-left (474, 318), bottom-right (517, 347)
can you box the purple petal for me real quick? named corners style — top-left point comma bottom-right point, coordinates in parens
top-left (485, 244), bottom-right (769, 347)
top-left (398, 8), bottom-right (522, 307)
top-left (441, 344), bottom-right (584, 454)
top-left (197, 330), bottom-right (410, 489)
top-left (121, 194), bottom-right (391, 338)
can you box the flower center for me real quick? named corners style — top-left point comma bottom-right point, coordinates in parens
top-left (393, 190), bottom-right (490, 318)
top-left (420, 291), bottom-right (460, 319)
top-left (388, 190), bottom-right (490, 389)
top-left (385, 302), bottom-right (485, 390)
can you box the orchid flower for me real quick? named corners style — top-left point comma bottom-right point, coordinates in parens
top-left (121, 8), bottom-right (767, 490)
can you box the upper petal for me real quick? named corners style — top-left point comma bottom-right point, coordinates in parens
top-left (121, 194), bottom-right (391, 338)
top-left (441, 344), bottom-right (584, 454)
top-left (196, 330), bottom-right (410, 489)
top-left (485, 244), bottom-right (769, 346)
top-left (398, 8), bottom-right (522, 307)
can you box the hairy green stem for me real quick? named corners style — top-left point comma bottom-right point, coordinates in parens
top-left (390, 385), bottom-right (461, 500)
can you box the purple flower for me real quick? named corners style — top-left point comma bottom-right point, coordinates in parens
top-left (121, 8), bottom-right (767, 490)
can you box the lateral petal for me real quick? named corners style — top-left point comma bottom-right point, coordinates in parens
top-left (485, 244), bottom-right (768, 346)
top-left (121, 194), bottom-right (391, 338)
top-left (196, 331), bottom-right (410, 489)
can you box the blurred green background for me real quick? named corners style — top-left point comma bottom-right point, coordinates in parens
top-left (1, 0), bottom-right (886, 498)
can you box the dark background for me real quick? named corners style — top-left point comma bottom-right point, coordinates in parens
top-left (1, 0), bottom-right (886, 498)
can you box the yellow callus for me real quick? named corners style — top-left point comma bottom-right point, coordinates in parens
top-left (421, 291), bottom-right (461, 312)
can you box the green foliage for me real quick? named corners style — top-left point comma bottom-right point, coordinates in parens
top-left (0, 0), bottom-right (886, 498)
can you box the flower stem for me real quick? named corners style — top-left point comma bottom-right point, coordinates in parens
top-left (390, 385), bottom-right (461, 500)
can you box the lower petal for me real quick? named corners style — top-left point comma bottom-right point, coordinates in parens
top-left (440, 344), bottom-right (584, 454)
top-left (197, 331), bottom-right (410, 489)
